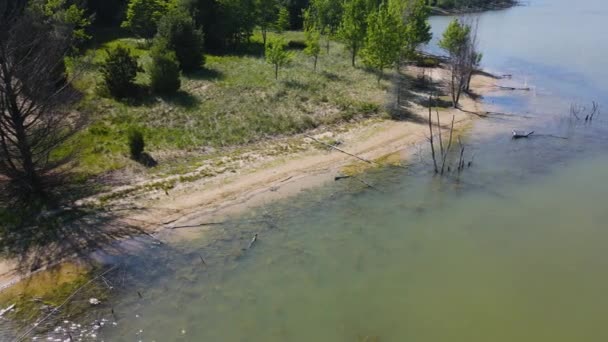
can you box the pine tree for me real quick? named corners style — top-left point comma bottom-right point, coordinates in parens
top-left (156, 9), bottom-right (205, 72)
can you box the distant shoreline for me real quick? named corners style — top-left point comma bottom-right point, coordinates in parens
top-left (429, 0), bottom-right (519, 16)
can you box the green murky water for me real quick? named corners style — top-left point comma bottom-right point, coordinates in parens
top-left (99, 155), bottom-right (608, 341)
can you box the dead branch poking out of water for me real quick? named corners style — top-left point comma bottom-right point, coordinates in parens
top-left (570, 101), bottom-right (601, 122)
top-left (457, 138), bottom-right (466, 172)
top-left (441, 115), bottom-right (455, 175)
top-left (245, 233), bottom-right (258, 251)
top-left (428, 96), bottom-right (439, 173)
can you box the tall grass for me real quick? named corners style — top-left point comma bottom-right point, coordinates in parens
top-left (69, 30), bottom-right (392, 175)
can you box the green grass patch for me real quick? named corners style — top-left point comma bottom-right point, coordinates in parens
top-left (69, 30), bottom-right (392, 177)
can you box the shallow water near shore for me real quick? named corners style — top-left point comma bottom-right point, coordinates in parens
top-left (4, 0), bottom-right (608, 340)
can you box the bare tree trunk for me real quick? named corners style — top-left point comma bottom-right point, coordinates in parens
top-left (275, 64), bottom-right (279, 79)
top-left (0, 9), bottom-right (83, 202)
top-left (428, 96), bottom-right (439, 174)
top-left (262, 28), bottom-right (268, 46)
top-left (314, 55), bottom-right (318, 72)
top-left (440, 115), bottom-right (455, 175)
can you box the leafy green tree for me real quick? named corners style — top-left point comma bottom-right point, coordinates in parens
top-left (29, 0), bottom-right (92, 49)
top-left (338, 0), bottom-right (373, 67)
top-left (149, 39), bottom-right (182, 94)
top-left (303, 14), bottom-right (322, 71)
top-left (101, 45), bottom-right (141, 98)
top-left (438, 18), bottom-right (470, 54)
top-left (439, 18), bottom-right (471, 107)
top-left (308, 0), bottom-right (343, 53)
top-left (156, 9), bottom-right (205, 71)
top-left (275, 6), bottom-right (290, 33)
top-left (362, 2), bottom-right (401, 82)
top-left (255, 0), bottom-right (280, 45)
top-left (122, 0), bottom-right (169, 39)
top-left (217, 0), bottom-right (257, 46)
top-left (265, 38), bottom-right (292, 79)
top-left (403, 0), bottom-right (432, 59)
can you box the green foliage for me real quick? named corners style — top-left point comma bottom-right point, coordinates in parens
top-left (265, 37), bottom-right (293, 79)
top-left (255, 0), bottom-right (280, 44)
top-left (101, 45), bottom-right (140, 98)
top-left (275, 6), bottom-right (290, 33)
top-left (438, 18), bottom-right (470, 55)
top-left (128, 128), bottom-right (145, 159)
top-left (308, 0), bottom-right (343, 36)
top-left (29, 0), bottom-right (92, 48)
top-left (403, 0), bottom-right (432, 58)
top-left (338, 0), bottom-right (374, 66)
top-left (362, 2), bottom-right (401, 80)
top-left (121, 0), bottom-right (169, 38)
top-left (426, 0), bottom-right (514, 10)
top-left (156, 9), bottom-right (205, 71)
top-left (303, 16), bottom-right (322, 71)
top-left (149, 39), bottom-right (182, 94)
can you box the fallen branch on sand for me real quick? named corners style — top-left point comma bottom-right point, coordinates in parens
top-left (498, 86), bottom-right (531, 91)
top-left (305, 134), bottom-right (378, 165)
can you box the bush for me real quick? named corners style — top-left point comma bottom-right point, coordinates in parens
top-left (101, 46), bottom-right (140, 98)
top-left (128, 128), bottom-right (145, 160)
top-left (156, 10), bottom-right (205, 72)
top-left (149, 39), bottom-right (181, 94)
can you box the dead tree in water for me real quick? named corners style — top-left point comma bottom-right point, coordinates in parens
top-left (427, 96), bottom-right (439, 173)
top-left (439, 17), bottom-right (482, 107)
top-left (570, 101), bottom-right (600, 122)
top-left (0, 6), bottom-right (85, 202)
top-left (427, 95), bottom-right (457, 175)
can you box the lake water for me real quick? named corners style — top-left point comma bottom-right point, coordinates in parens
top-left (8, 0), bottom-right (608, 341)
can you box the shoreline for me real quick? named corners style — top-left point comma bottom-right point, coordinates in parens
top-left (0, 65), bottom-right (498, 293)
top-left (429, 1), bottom-right (519, 16)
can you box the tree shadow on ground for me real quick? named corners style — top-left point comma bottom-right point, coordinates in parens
top-left (207, 41), bottom-right (265, 58)
top-left (184, 67), bottom-right (225, 81)
top-left (0, 203), bottom-right (162, 275)
top-left (390, 66), bottom-right (453, 123)
top-left (136, 152), bottom-right (158, 168)
top-left (160, 90), bottom-right (201, 110)
top-left (287, 40), bottom-right (306, 51)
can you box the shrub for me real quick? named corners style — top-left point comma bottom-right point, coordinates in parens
top-left (101, 46), bottom-right (140, 98)
top-left (265, 38), bottom-right (292, 80)
top-left (149, 39), bottom-right (181, 94)
top-left (156, 10), bottom-right (205, 72)
top-left (128, 128), bottom-right (145, 160)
